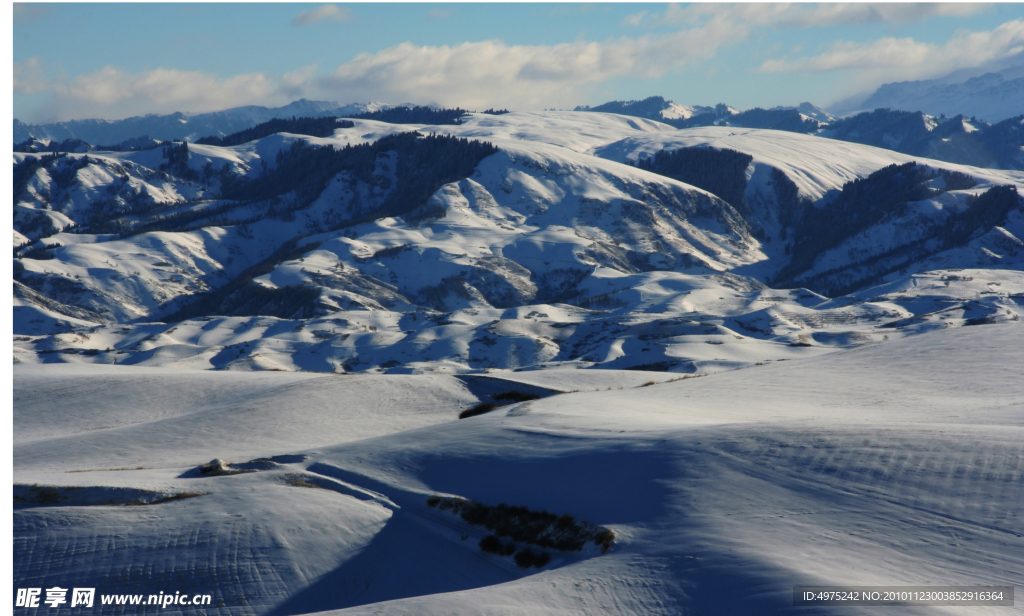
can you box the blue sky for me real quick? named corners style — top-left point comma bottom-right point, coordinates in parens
top-left (13, 3), bottom-right (1024, 122)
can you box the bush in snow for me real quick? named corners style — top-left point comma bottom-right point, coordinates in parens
top-left (514, 548), bottom-right (551, 568)
top-left (459, 403), bottom-right (499, 419)
top-left (492, 390), bottom-right (540, 403)
top-left (427, 495), bottom-right (614, 553)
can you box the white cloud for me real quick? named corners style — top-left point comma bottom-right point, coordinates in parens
top-left (279, 65), bottom-right (318, 99)
top-left (623, 11), bottom-right (647, 27)
top-left (657, 2), bottom-right (990, 28)
top-left (759, 19), bottom-right (1024, 84)
top-left (14, 3), bottom-right (50, 22)
top-left (292, 4), bottom-right (352, 26)
top-left (17, 20), bottom-right (744, 121)
top-left (427, 8), bottom-right (452, 20)
top-left (317, 23), bottom-right (741, 109)
top-left (38, 66), bottom-right (283, 121)
top-left (14, 57), bottom-right (48, 94)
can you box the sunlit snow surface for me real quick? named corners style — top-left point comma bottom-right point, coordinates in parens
top-left (14, 323), bottom-right (1024, 614)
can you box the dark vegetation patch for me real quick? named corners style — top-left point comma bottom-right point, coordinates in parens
top-left (195, 116), bottom-right (355, 147)
top-left (146, 135), bottom-right (492, 320)
top-left (159, 142), bottom-right (196, 180)
top-left (16, 239), bottom-right (61, 261)
top-left (940, 184), bottom-right (1020, 247)
top-left (91, 131), bottom-right (496, 241)
top-left (14, 214), bottom-right (60, 243)
top-left (459, 403), bottom-right (499, 419)
top-left (825, 109), bottom-right (1024, 170)
top-left (284, 474), bottom-right (327, 489)
top-left (418, 276), bottom-right (475, 311)
top-left (349, 106), bottom-right (468, 125)
top-left (571, 291), bottom-right (628, 310)
top-left (128, 492), bottom-right (205, 506)
top-left (459, 391), bottom-right (541, 418)
top-left (219, 132), bottom-right (497, 224)
top-left (479, 534), bottom-right (517, 556)
top-left (14, 152), bottom-right (65, 202)
top-left (577, 96), bottom-right (679, 120)
top-left (207, 283), bottom-right (323, 320)
top-left (15, 137), bottom-right (91, 154)
top-left (427, 495), bottom-right (615, 553)
top-left (725, 107), bottom-right (822, 133)
top-left (514, 548), bottom-right (551, 569)
top-left (162, 238), bottom-right (322, 322)
top-left (14, 280), bottom-right (104, 323)
top-left (14, 484), bottom-right (206, 507)
top-left (534, 267), bottom-right (591, 304)
top-left (630, 146), bottom-right (753, 215)
top-left (771, 166), bottom-right (812, 240)
top-left (493, 390), bottom-right (540, 403)
top-left (580, 98), bottom-right (821, 133)
top-left (15, 136), bottom-right (164, 153)
top-left (976, 114), bottom-right (1024, 171)
top-left (671, 107), bottom-right (821, 133)
top-left (773, 162), bottom-right (1018, 294)
top-left (778, 162), bottom-right (939, 283)
top-left (355, 244), bottom-right (411, 263)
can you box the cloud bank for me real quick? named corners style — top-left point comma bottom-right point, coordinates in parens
top-left (315, 22), bottom-right (740, 109)
top-left (23, 22), bottom-right (740, 120)
top-left (15, 6), bottom-right (1022, 122)
top-left (760, 19), bottom-right (1024, 86)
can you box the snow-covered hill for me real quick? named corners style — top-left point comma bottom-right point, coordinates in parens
top-left (15, 321), bottom-right (1024, 614)
top-left (772, 102), bottom-right (836, 123)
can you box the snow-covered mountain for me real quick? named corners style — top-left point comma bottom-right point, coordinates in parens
top-left (833, 63), bottom-right (1024, 123)
top-left (13, 111), bottom-right (1024, 374)
top-left (574, 96), bottom-right (723, 123)
top-left (13, 99), bottom-right (408, 145)
top-left (770, 101), bottom-right (836, 123)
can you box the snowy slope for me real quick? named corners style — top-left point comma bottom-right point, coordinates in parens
top-left (14, 321), bottom-right (1024, 614)
top-left (592, 125), bottom-right (1024, 203)
top-left (592, 126), bottom-right (1024, 287)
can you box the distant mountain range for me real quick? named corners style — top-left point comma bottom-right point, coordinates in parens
top-left (15, 94), bottom-right (1024, 174)
top-left (13, 99), bottom-right (410, 145)
top-left (832, 63), bottom-right (1024, 123)
top-left (576, 97), bottom-right (838, 126)
top-left (575, 97), bottom-right (728, 122)
top-left (578, 96), bottom-right (1024, 171)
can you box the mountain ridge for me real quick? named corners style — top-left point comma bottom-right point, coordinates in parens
top-left (13, 99), bottom-right (414, 145)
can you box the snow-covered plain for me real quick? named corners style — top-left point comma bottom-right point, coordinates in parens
top-left (14, 322), bottom-right (1024, 614)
